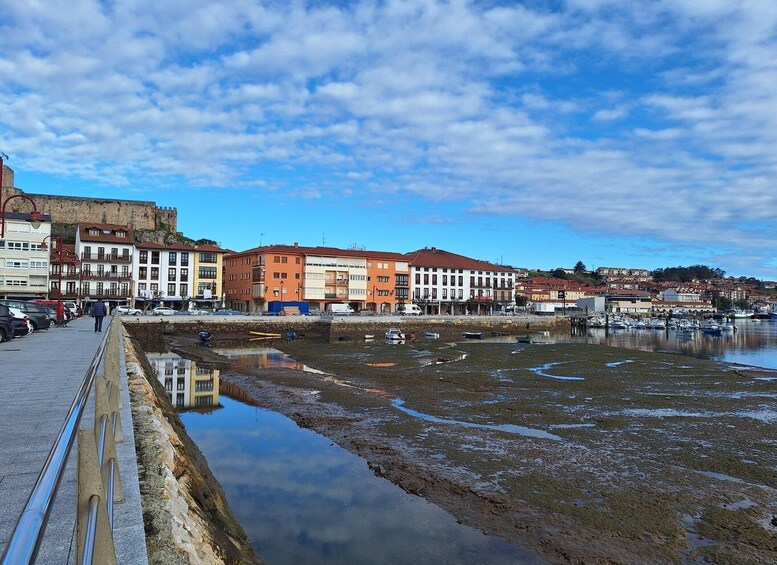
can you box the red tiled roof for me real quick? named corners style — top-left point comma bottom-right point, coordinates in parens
top-left (78, 223), bottom-right (134, 244)
top-left (195, 243), bottom-right (226, 252)
top-left (405, 247), bottom-right (512, 272)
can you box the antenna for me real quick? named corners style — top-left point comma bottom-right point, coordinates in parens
top-left (322, 233), bottom-right (326, 246)
top-left (259, 233), bottom-right (265, 246)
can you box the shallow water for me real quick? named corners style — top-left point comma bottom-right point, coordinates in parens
top-left (568, 319), bottom-right (777, 369)
top-left (180, 396), bottom-right (542, 565)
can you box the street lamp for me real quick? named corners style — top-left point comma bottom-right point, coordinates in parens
top-left (40, 235), bottom-right (65, 324)
top-left (0, 151), bottom-right (45, 238)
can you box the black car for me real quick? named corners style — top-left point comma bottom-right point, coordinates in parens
top-left (0, 299), bottom-right (52, 331)
top-left (0, 304), bottom-right (13, 342)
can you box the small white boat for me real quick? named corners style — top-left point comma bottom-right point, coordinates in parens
top-left (632, 320), bottom-right (646, 330)
top-left (385, 328), bottom-right (405, 340)
top-left (702, 320), bottom-right (722, 335)
top-left (730, 309), bottom-right (753, 319)
top-left (425, 331), bottom-right (440, 339)
top-left (364, 334), bottom-right (375, 340)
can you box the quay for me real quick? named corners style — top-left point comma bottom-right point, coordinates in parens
top-left (0, 316), bottom-right (146, 564)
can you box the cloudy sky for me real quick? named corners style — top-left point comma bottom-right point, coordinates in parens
top-left (2, 1), bottom-right (776, 278)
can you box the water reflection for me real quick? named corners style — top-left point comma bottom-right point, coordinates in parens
top-left (180, 398), bottom-right (542, 565)
top-left (569, 320), bottom-right (777, 369)
top-left (212, 346), bottom-right (325, 373)
top-left (145, 352), bottom-right (220, 410)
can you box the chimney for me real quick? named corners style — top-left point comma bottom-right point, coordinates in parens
top-left (294, 242), bottom-right (299, 248)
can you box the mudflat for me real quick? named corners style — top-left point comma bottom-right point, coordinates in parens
top-left (174, 336), bottom-right (777, 564)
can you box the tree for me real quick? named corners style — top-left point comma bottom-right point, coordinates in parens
top-left (573, 261), bottom-right (587, 275)
top-left (195, 238), bottom-right (218, 246)
top-left (551, 268), bottom-right (569, 280)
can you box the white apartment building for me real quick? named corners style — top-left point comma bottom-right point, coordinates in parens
top-left (406, 247), bottom-right (515, 315)
top-left (663, 288), bottom-right (701, 302)
top-left (76, 223), bottom-right (135, 309)
top-left (133, 243), bottom-right (195, 310)
top-left (0, 212), bottom-right (51, 299)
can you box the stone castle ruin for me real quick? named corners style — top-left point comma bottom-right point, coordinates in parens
top-left (1, 164), bottom-right (177, 232)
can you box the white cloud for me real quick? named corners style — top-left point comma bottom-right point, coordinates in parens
top-left (1, 1), bottom-right (777, 275)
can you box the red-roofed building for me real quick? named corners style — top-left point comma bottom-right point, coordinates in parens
top-left (224, 243), bottom-right (410, 313)
top-left (404, 247), bottom-right (515, 315)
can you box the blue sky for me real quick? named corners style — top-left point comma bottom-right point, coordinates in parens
top-left (2, 1), bottom-right (777, 278)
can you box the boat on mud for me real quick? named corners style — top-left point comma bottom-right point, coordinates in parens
top-left (462, 332), bottom-right (483, 339)
top-left (424, 331), bottom-right (440, 339)
top-left (385, 328), bottom-right (405, 340)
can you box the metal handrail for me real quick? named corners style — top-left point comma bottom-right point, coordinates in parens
top-left (1, 323), bottom-right (112, 565)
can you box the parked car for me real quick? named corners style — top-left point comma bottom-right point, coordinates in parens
top-left (8, 306), bottom-right (33, 337)
top-left (116, 306), bottom-right (143, 316)
top-left (152, 307), bottom-right (176, 316)
top-left (0, 304), bottom-right (14, 342)
top-left (0, 300), bottom-right (52, 331)
top-left (63, 301), bottom-right (79, 318)
top-left (212, 309), bottom-right (244, 316)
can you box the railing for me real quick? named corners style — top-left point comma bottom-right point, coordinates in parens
top-left (81, 254), bottom-right (132, 264)
top-left (1, 320), bottom-right (125, 565)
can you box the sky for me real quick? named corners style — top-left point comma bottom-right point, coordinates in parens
top-left (1, 0), bottom-right (776, 279)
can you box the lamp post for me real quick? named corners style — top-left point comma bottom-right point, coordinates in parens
top-left (0, 151), bottom-right (45, 238)
top-left (40, 235), bottom-right (64, 325)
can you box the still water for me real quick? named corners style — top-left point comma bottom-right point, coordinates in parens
top-left (566, 319), bottom-right (777, 369)
top-left (179, 395), bottom-right (541, 565)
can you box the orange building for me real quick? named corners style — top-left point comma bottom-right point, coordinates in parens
top-left (224, 243), bottom-right (409, 313)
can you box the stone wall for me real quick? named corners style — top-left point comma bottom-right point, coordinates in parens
top-left (2, 166), bottom-right (177, 232)
top-left (122, 316), bottom-right (567, 343)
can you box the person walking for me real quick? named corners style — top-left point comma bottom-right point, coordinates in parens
top-left (92, 298), bottom-right (107, 332)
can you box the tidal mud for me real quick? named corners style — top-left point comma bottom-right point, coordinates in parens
top-left (160, 335), bottom-right (777, 564)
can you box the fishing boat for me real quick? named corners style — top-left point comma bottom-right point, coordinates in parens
top-left (462, 331), bottom-right (483, 339)
top-left (516, 336), bottom-right (533, 344)
top-left (424, 331), bottom-right (440, 339)
top-left (702, 320), bottom-right (722, 335)
top-left (730, 309), bottom-right (753, 319)
top-left (385, 328), bottom-right (405, 340)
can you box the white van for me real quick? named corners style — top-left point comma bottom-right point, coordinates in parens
top-left (327, 303), bottom-right (354, 315)
top-left (397, 304), bottom-right (423, 316)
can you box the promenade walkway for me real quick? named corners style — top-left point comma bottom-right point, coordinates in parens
top-left (0, 316), bottom-right (146, 564)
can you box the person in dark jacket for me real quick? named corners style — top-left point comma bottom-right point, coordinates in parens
top-left (92, 299), bottom-right (107, 332)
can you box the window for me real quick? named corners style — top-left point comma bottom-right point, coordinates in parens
top-left (168, 283), bottom-right (176, 296)
top-left (181, 253), bottom-right (189, 266)
top-left (82, 282), bottom-right (90, 295)
top-left (83, 246), bottom-right (91, 258)
top-left (198, 267), bottom-right (217, 279)
top-left (151, 251), bottom-right (160, 264)
top-left (281, 256), bottom-right (287, 264)
top-left (96, 282), bottom-right (104, 294)
top-left (199, 252), bottom-right (217, 264)
top-left (169, 252), bottom-right (177, 266)
top-left (180, 284), bottom-right (188, 297)
top-left (116, 230), bottom-right (126, 238)
top-left (150, 267), bottom-right (159, 280)
top-left (97, 265), bottom-right (104, 276)
top-left (121, 266), bottom-right (129, 277)
top-left (168, 268), bottom-right (177, 281)
top-left (150, 283), bottom-right (158, 293)
top-left (97, 247), bottom-right (105, 258)
top-left (139, 267), bottom-right (147, 279)
top-left (180, 268), bottom-right (188, 282)
top-left (139, 250), bottom-right (148, 263)
top-left (415, 273), bottom-right (420, 284)
top-left (120, 283), bottom-right (129, 295)
top-left (273, 272), bottom-right (280, 279)
top-left (273, 256), bottom-right (280, 263)
top-left (111, 247), bottom-right (118, 258)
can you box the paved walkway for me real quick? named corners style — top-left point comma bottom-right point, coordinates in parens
top-left (0, 315), bottom-right (146, 563)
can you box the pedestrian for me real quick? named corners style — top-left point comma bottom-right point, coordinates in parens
top-left (56, 301), bottom-right (67, 327)
top-left (92, 298), bottom-right (107, 332)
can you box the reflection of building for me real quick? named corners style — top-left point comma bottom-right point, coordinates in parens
top-left (145, 352), bottom-right (220, 410)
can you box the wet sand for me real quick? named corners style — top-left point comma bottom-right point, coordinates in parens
top-left (169, 336), bottom-right (777, 564)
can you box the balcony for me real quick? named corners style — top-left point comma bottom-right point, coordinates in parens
top-left (81, 253), bottom-right (133, 264)
top-left (80, 273), bottom-right (133, 281)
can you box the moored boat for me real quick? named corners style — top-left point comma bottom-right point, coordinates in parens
top-left (425, 331), bottom-right (440, 339)
top-left (385, 328), bottom-right (405, 340)
top-left (462, 331), bottom-right (483, 339)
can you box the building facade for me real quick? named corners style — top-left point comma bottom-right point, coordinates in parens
top-left (0, 212), bottom-right (51, 299)
top-left (224, 243), bottom-right (411, 313)
top-left (76, 223), bottom-right (135, 310)
top-left (192, 244), bottom-right (226, 309)
top-left (405, 247), bottom-right (515, 315)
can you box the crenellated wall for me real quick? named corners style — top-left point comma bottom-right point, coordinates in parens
top-left (1, 165), bottom-right (177, 232)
